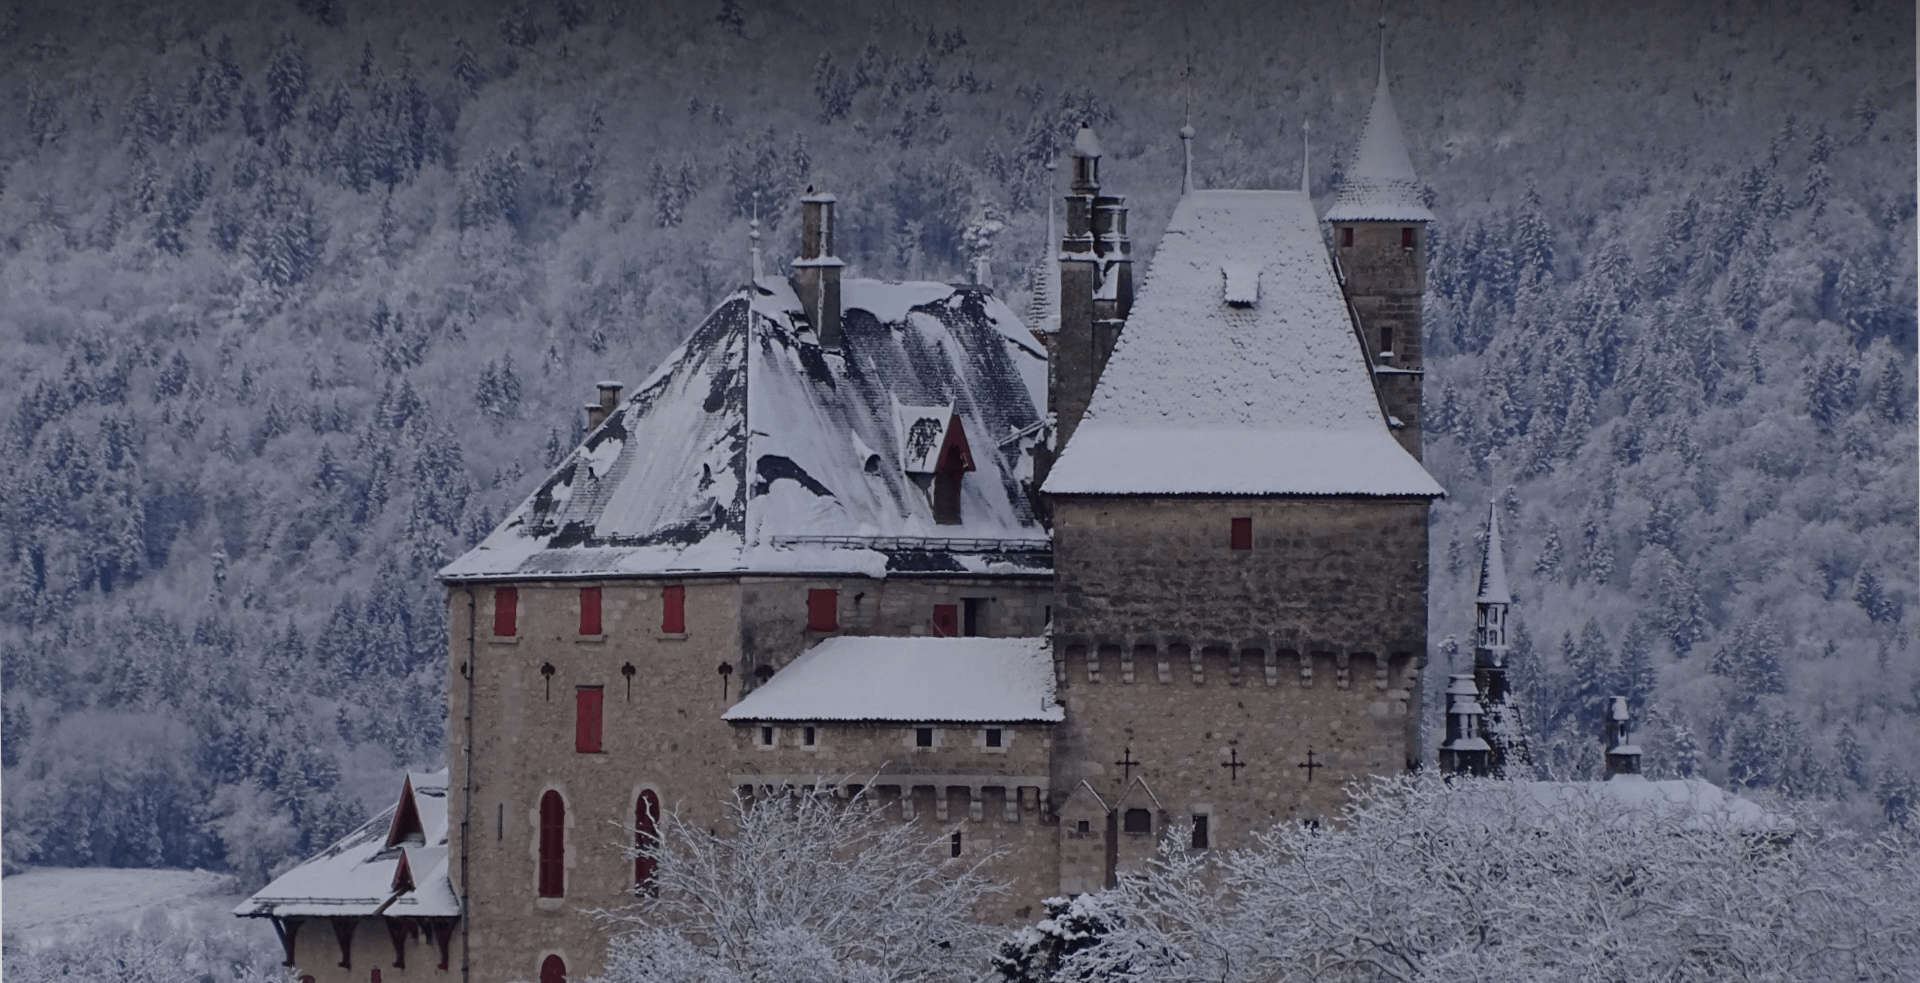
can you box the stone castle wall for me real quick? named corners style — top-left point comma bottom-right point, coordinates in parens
top-left (445, 572), bottom-right (1055, 982)
top-left (1047, 495), bottom-right (1428, 890)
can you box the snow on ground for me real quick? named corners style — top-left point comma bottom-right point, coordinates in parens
top-left (2, 867), bottom-right (243, 949)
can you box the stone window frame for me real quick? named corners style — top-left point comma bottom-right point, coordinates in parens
top-left (912, 726), bottom-right (937, 749)
top-left (798, 724), bottom-right (820, 750)
top-left (756, 724), bottom-right (779, 750)
top-left (981, 727), bottom-right (1008, 752)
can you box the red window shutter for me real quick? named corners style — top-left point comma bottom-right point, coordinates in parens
top-left (1230, 517), bottom-right (1253, 550)
top-left (1402, 227), bottom-right (1415, 248)
top-left (635, 790), bottom-right (660, 885)
top-left (1342, 227), bottom-right (1354, 247)
top-left (579, 587), bottom-right (601, 635)
top-left (494, 587), bottom-right (518, 637)
top-left (540, 954), bottom-right (567, 983)
top-left (933, 604), bottom-right (958, 637)
top-left (575, 688), bottom-right (602, 753)
top-left (807, 589), bottom-right (838, 632)
top-left (538, 791), bottom-right (565, 897)
top-left (662, 586), bottom-right (685, 633)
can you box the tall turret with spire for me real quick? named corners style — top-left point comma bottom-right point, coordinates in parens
top-left (1328, 18), bottom-right (1432, 460)
top-left (1474, 500), bottom-right (1532, 775)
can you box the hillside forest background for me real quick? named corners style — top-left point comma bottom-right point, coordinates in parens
top-left (0, 0), bottom-right (1913, 883)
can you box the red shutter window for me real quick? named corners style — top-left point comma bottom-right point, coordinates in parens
top-left (635, 790), bottom-right (661, 885)
top-left (932, 604), bottom-right (958, 637)
top-left (1230, 517), bottom-right (1253, 550)
top-left (494, 587), bottom-right (518, 637)
top-left (1401, 227), bottom-right (1415, 248)
top-left (538, 791), bottom-right (565, 897)
top-left (807, 589), bottom-right (838, 632)
top-left (662, 586), bottom-right (685, 633)
top-left (575, 688), bottom-right (602, 753)
top-left (579, 587), bottom-right (602, 636)
top-left (1341, 227), bottom-right (1354, 247)
top-left (540, 954), bottom-right (566, 983)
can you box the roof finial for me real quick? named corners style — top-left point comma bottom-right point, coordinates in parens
top-left (1180, 62), bottom-right (1197, 195)
top-left (1045, 157), bottom-right (1057, 249)
top-left (1378, 5), bottom-right (1388, 83)
top-left (749, 191), bottom-right (763, 281)
top-left (1301, 120), bottom-right (1311, 194)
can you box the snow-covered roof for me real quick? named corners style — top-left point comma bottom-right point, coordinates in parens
top-left (1324, 64), bottom-right (1434, 223)
top-left (721, 636), bottom-right (1063, 723)
top-left (235, 770), bottom-right (458, 920)
top-left (442, 279), bottom-right (1050, 581)
top-left (1043, 190), bottom-right (1441, 497)
top-left (1478, 503), bottom-right (1512, 604)
top-left (1521, 776), bottom-right (1777, 831)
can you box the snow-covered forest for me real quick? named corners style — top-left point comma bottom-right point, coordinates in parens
top-left (0, 0), bottom-right (1912, 886)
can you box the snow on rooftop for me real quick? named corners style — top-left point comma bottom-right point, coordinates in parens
top-left (1044, 190), bottom-right (1440, 497)
top-left (235, 770), bottom-right (456, 919)
top-left (1325, 65), bottom-right (1434, 223)
top-left (722, 636), bottom-right (1063, 723)
top-left (1522, 776), bottom-right (1778, 831)
top-left (443, 280), bottom-right (1048, 581)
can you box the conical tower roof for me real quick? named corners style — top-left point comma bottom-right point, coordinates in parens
top-left (1326, 53), bottom-right (1434, 223)
top-left (1477, 502), bottom-right (1512, 605)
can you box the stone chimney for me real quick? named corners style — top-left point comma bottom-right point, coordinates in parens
top-left (1604, 696), bottom-right (1642, 778)
top-left (792, 189), bottom-right (845, 349)
top-left (584, 381), bottom-right (623, 433)
top-left (1051, 125), bottom-right (1130, 453)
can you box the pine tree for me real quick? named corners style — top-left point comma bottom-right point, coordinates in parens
top-left (266, 35), bottom-right (310, 130)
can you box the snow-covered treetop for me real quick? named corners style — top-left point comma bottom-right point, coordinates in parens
top-left (721, 636), bottom-right (1062, 723)
top-left (1045, 190), bottom-right (1441, 496)
top-left (1324, 61), bottom-right (1434, 223)
top-left (234, 769), bottom-right (457, 919)
top-left (441, 278), bottom-right (1049, 581)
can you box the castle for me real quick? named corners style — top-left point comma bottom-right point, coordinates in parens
top-left (238, 50), bottom-right (1447, 983)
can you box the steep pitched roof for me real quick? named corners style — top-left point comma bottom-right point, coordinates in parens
top-left (721, 636), bottom-right (1063, 723)
top-left (1043, 189), bottom-right (1441, 497)
top-left (442, 279), bottom-right (1049, 581)
top-left (235, 770), bottom-right (458, 919)
top-left (1324, 63), bottom-right (1435, 223)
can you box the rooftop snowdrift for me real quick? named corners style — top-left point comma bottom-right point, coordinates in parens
top-left (443, 280), bottom-right (1048, 580)
top-left (722, 636), bottom-right (1063, 723)
top-left (1045, 190), bottom-right (1441, 497)
top-left (235, 770), bottom-right (457, 919)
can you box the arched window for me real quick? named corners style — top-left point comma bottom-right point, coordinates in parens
top-left (539, 791), bottom-right (565, 898)
top-left (635, 790), bottom-right (661, 886)
top-left (540, 954), bottom-right (567, 983)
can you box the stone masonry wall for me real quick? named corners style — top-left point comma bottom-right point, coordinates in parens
top-left (725, 720), bottom-right (1060, 923)
top-left (446, 572), bottom-right (1055, 982)
top-left (1047, 495), bottom-right (1429, 892)
top-left (1334, 221), bottom-right (1426, 461)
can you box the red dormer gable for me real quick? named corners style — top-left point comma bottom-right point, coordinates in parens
top-left (384, 775), bottom-right (424, 849)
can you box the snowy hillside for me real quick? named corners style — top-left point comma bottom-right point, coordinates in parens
top-left (0, 0), bottom-right (1912, 880)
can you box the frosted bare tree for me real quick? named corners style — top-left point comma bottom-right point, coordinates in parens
top-left (591, 783), bottom-right (1005, 983)
top-left (1053, 775), bottom-right (1920, 983)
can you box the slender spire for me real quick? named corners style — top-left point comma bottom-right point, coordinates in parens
top-left (1477, 500), bottom-right (1512, 606)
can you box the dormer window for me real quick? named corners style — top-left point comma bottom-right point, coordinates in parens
top-left (898, 405), bottom-right (974, 525)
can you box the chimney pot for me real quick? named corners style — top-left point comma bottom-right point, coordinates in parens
top-left (585, 403), bottom-right (607, 432)
top-left (596, 381), bottom-right (624, 414)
